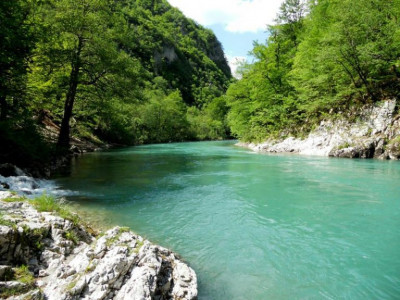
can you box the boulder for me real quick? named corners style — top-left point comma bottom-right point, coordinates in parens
top-left (0, 164), bottom-right (25, 177)
top-left (242, 99), bottom-right (400, 160)
top-left (0, 192), bottom-right (198, 300)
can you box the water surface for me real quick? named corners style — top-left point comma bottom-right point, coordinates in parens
top-left (54, 141), bottom-right (400, 299)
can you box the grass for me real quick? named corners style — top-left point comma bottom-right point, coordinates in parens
top-left (105, 227), bottom-right (131, 247)
top-left (35, 240), bottom-right (44, 251)
top-left (66, 278), bottom-right (78, 291)
top-left (14, 265), bottom-right (35, 286)
top-left (65, 274), bottom-right (81, 293)
top-left (2, 196), bottom-right (25, 203)
top-left (387, 136), bottom-right (400, 154)
top-left (1, 193), bottom-right (81, 227)
top-left (30, 194), bottom-right (80, 226)
top-left (0, 265), bottom-right (36, 298)
top-left (85, 260), bottom-right (97, 273)
top-left (388, 135), bottom-right (400, 145)
top-left (119, 227), bottom-right (130, 233)
top-left (64, 230), bottom-right (79, 245)
top-left (0, 212), bottom-right (16, 227)
top-left (338, 142), bottom-right (351, 150)
top-left (0, 287), bottom-right (25, 298)
top-left (134, 240), bottom-right (144, 254)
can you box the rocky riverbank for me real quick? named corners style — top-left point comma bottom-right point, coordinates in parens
top-left (0, 192), bottom-right (197, 299)
top-left (239, 99), bottom-right (400, 159)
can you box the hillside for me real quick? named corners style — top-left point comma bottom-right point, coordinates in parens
top-left (226, 0), bottom-right (400, 147)
top-left (0, 0), bottom-right (232, 173)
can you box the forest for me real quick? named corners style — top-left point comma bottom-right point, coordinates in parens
top-left (0, 0), bottom-right (232, 169)
top-left (227, 0), bottom-right (400, 141)
top-left (1, 0), bottom-right (400, 170)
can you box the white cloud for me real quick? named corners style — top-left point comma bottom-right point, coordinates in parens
top-left (227, 55), bottom-right (247, 79)
top-left (168, 0), bottom-right (284, 33)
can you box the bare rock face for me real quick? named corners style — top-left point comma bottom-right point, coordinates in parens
top-left (241, 99), bottom-right (400, 160)
top-left (0, 192), bottom-right (197, 300)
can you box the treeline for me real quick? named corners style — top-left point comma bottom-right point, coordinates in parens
top-left (226, 0), bottom-right (400, 142)
top-left (0, 0), bottom-right (232, 160)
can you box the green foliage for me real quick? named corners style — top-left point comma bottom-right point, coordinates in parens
top-left (35, 240), bottom-right (44, 251)
top-left (31, 194), bottom-right (60, 212)
top-left (338, 142), bottom-right (352, 150)
top-left (0, 212), bottom-right (16, 227)
top-left (107, 227), bottom-right (130, 246)
top-left (187, 96), bottom-right (230, 140)
top-left (2, 196), bottom-right (26, 203)
top-left (388, 135), bottom-right (400, 146)
top-left (27, 0), bottom-right (231, 147)
top-left (0, 1), bottom-right (51, 170)
top-left (292, 0), bottom-right (400, 111)
top-left (0, 265), bottom-right (36, 297)
top-left (14, 265), bottom-right (35, 286)
top-left (31, 194), bottom-right (80, 226)
top-left (66, 276), bottom-right (79, 292)
top-left (134, 239), bottom-right (145, 254)
top-left (85, 260), bottom-right (96, 273)
top-left (0, 0), bottom-right (37, 120)
top-left (226, 0), bottom-right (400, 142)
top-left (64, 230), bottom-right (79, 245)
top-left (0, 0), bottom-right (231, 161)
top-left (140, 89), bottom-right (189, 143)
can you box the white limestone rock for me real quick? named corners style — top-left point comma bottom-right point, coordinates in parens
top-left (0, 192), bottom-right (198, 300)
top-left (241, 99), bottom-right (400, 160)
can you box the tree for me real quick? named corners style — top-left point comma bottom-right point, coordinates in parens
top-left (226, 0), bottom-right (400, 143)
top-left (292, 0), bottom-right (400, 112)
top-left (226, 0), bottom-right (306, 141)
top-left (32, 0), bottom-right (142, 150)
top-left (141, 88), bottom-right (189, 143)
top-left (276, 0), bottom-right (307, 48)
top-left (0, 0), bottom-right (36, 120)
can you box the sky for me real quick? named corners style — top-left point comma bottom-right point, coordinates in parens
top-left (168, 0), bottom-right (285, 77)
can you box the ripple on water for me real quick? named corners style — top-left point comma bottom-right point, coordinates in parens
top-left (53, 141), bottom-right (400, 300)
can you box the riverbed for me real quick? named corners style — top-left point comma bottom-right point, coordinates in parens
top-left (53, 141), bottom-right (400, 299)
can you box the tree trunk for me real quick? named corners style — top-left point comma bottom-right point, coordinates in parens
top-left (57, 37), bottom-right (83, 150)
top-left (0, 95), bottom-right (7, 121)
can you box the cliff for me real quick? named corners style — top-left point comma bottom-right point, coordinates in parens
top-left (0, 192), bottom-right (197, 299)
top-left (240, 99), bottom-right (400, 160)
top-left (115, 0), bottom-right (232, 106)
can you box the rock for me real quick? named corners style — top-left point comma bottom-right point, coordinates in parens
top-left (0, 182), bottom-right (10, 189)
top-left (8, 289), bottom-right (43, 300)
top-left (0, 265), bottom-right (12, 280)
top-left (329, 140), bottom-right (376, 159)
top-left (242, 99), bottom-right (400, 160)
top-left (0, 197), bottom-right (198, 300)
top-left (0, 280), bottom-right (27, 291)
top-left (70, 145), bottom-right (82, 154)
top-left (373, 138), bottom-right (386, 159)
top-left (387, 138), bottom-right (400, 160)
top-left (171, 260), bottom-right (198, 300)
top-left (0, 164), bottom-right (25, 177)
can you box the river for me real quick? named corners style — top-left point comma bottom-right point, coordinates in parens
top-left (53, 140), bottom-right (400, 299)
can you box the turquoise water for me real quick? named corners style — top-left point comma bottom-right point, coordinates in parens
top-left (54, 141), bottom-right (400, 299)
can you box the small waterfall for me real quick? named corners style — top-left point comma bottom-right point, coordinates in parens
top-left (0, 168), bottom-right (77, 198)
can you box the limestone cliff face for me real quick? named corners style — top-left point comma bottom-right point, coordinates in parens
top-left (241, 99), bottom-right (400, 160)
top-left (0, 192), bottom-right (197, 300)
